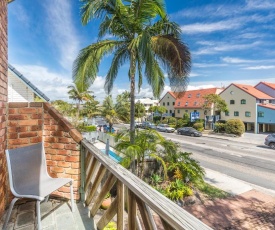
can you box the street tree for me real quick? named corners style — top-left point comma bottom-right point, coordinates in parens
top-left (73, 0), bottom-right (191, 143)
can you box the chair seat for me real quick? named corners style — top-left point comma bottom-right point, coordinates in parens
top-left (13, 177), bottom-right (72, 200)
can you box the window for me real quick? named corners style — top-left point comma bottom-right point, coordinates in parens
top-left (167, 102), bottom-right (170, 106)
top-left (188, 94), bottom-right (191, 98)
top-left (234, 111), bottom-right (239, 116)
top-left (241, 99), bottom-right (246, 104)
top-left (178, 110), bottom-right (180, 114)
top-left (225, 111), bottom-right (229, 116)
top-left (170, 110), bottom-right (172, 113)
top-left (196, 93), bottom-right (200, 98)
top-left (172, 102), bottom-right (175, 105)
top-left (258, 112), bottom-right (264, 117)
top-left (185, 102), bottom-right (188, 106)
top-left (177, 102), bottom-right (180, 106)
top-left (185, 110), bottom-right (188, 112)
top-left (163, 102), bottom-right (165, 106)
top-left (194, 110), bottom-right (197, 112)
top-left (230, 100), bottom-right (235, 104)
top-left (166, 110), bottom-right (168, 113)
top-left (194, 101), bottom-right (197, 106)
top-left (245, 111), bottom-right (251, 117)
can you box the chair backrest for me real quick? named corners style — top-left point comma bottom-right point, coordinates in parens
top-left (5, 142), bottom-right (48, 196)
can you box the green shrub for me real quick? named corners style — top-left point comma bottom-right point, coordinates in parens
top-left (214, 123), bottom-right (226, 133)
top-left (168, 117), bottom-right (177, 125)
top-left (153, 116), bottom-right (161, 123)
top-left (79, 125), bottom-right (97, 132)
top-left (225, 119), bottom-right (245, 136)
top-left (176, 119), bottom-right (187, 129)
top-left (193, 122), bottom-right (204, 131)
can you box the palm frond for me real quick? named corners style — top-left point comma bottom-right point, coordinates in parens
top-left (73, 40), bottom-right (123, 88)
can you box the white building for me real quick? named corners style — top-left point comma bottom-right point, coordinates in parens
top-left (8, 64), bottom-right (50, 102)
top-left (135, 97), bottom-right (159, 115)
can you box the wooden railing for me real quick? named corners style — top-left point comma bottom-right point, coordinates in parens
top-left (80, 139), bottom-right (212, 230)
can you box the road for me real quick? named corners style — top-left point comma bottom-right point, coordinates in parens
top-left (159, 132), bottom-right (275, 191)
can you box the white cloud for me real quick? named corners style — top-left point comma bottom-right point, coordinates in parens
top-left (44, 0), bottom-right (80, 70)
top-left (181, 20), bottom-right (241, 34)
top-left (242, 65), bottom-right (275, 70)
top-left (221, 57), bottom-right (256, 64)
top-left (246, 0), bottom-right (275, 10)
top-left (193, 63), bottom-right (228, 68)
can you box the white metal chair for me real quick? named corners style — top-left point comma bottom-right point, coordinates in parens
top-left (3, 142), bottom-right (74, 230)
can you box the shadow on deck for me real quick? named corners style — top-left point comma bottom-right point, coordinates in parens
top-left (0, 199), bottom-right (94, 230)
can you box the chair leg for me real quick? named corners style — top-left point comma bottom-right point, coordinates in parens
top-left (3, 197), bottom-right (19, 230)
top-left (36, 200), bottom-right (41, 230)
top-left (70, 181), bottom-right (75, 212)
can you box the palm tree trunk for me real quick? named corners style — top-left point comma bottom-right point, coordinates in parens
top-left (129, 52), bottom-right (136, 144)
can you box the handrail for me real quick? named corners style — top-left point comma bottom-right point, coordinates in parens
top-left (81, 139), bottom-right (212, 230)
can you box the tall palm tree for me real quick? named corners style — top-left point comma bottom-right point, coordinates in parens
top-left (102, 95), bottom-right (121, 131)
top-left (73, 0), bottom-right (191, 143)
top-left (82, 97), bottom-right (102, 119)
top-left (67, 83), bottom-right (93, 123)
top-left (134, 102), bottom-right (145, 121)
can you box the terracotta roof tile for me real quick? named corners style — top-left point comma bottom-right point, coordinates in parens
top-left (174, 88), bottom-right (222, 109)
top-left (233, 84), bottom-right (274, 99)
top-left (258, 104), bottom-right (275, 110)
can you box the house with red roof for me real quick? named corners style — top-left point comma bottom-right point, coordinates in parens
top-left (159, 91), bottom-right (177, 117)
top-left (219, 83), bottom-right (275, 133)
top-left (174, 88), bottom-right (224, 120)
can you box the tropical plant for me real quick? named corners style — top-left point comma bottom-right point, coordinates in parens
top-left (52, 100), bottom-right (74, 117)
top-left (135, 102), bottom-right (146, 121)
top-left (115, 128), bottom-right (168, 178)
top-left (193, 122), bottom-right (204, 132)
top-left (115, 91), bottom-right (130, 122)
top-left (162, 179), bottom-right (193, 201)
top-left (73, 0), bottom-right (191, 143)
top-left (202, 94), bottom-right (229, 115)
top-left (82, 97), bottom-right (102, 119)
top-left (67, 83), bottom-right (93, 123)
top-left (102, 95), bottom-right (121, 132)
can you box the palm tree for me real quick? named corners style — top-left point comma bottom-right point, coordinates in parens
top-left (102, 95), bottom-right (121, 131)
top-left (73, 0), bottom-right (191, 143)
top-left (115, 91), bottom-right (130, 123)
top-left (67, 83), bottom-right (93, 123)
top-left (82, 97), bottom-right (102, 119)
top-left (135, 102), bottom-right (145, 122)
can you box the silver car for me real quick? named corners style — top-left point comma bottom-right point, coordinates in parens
top-left (265, 133), bottom-right (275, 149)
top-left (157, 124), bottom-right (175, 133)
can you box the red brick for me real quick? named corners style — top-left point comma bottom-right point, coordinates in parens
top-left (8, 121), bottom-right (17, 126)
top-left (7, 133), bottom-right (18, 139)
top-left (71, 151), bottom-right (80, 156)
top-left (30, 136), bottom-right (42, 143)
top-left (51, 167), bottom-right (64, 173)
top-left (31, 114), bottom-right (42, 119)
top-left (9, 102), bottom-right (28, 108)
top-left (46, 161), bottom-right (57, 166)
top-left (52, 143), bottom-right (64, 149)
top-left (17, 120), bottom-right (37, 126)
top-left (65, 144), bottom-right (77, 150)
top-left (18, 108), bottom-right (37, 114)
top-left (44, 142), bottom-right (51, 148)
top-left (30, 125), bottom-right (42, 131)
top-left (46, 154), bottom-right (52, 160)
top-left (58, 137), bottom-right (71, 143)
top-left (8, 126), bottom-right (28, 132)
top-left (8, 114), bottom-right (28, 120)
top-left (38, 120), bottom-right (43, 126)
top-left (51, 131), bottom-right (64, 137)
top-left (19, 132), bottom-right (37, 138)
top-left (57, 150), bottom-right (70, 155)
top-left (44, 136), bottom-right (56, 142)
top-left (8, 108), bottom-right (17, 114)
top-left (30, 102), bottom-right (43, 107)
top-left (71, 162), bottom-right (80, 169)
top-left (58, 186), bottom-right (71, 193)
top-left (65, 168), bottom-right (79, 175)
top-left (57, 162), bottom-right (71, 168)
top-left (65, 156), bottom-right (79, 162)
top-left (8, 138), bottom-right (29, 145)
top-left (51, 155), bottom-right (65, 161)
top-left (46, 148), bottom-right (56, 155)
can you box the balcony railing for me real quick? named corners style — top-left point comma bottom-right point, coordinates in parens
top-left (80, 139), bottom-right (212, 230)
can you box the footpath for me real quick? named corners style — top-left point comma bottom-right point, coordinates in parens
top-left (185, 132), bottom-right (275, 229)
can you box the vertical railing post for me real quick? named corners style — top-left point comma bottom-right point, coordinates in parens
top-left (105, 139), bottom-right (109, 156)
top-left (80, 142), bottom-right (85, 203)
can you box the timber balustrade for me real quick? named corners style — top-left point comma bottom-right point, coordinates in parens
top-left (80, 139), bottom-right (212, 230)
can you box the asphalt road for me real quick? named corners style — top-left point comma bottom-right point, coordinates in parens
top-left (159, 132), bottom-right (275, 191)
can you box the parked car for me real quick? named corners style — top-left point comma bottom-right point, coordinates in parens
top-left (177, 127), bottom-right (202, 137)
top-left (135, 122), bottom-right (142, 128)
top-left (140, 122), bottom-right (153, 129)
top-left (265, 133), bottom-right (275, 149)
top-left (157, 124), bottom-right (175, 133)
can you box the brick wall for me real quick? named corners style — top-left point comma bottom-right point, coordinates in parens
top-left (7, 102), bottom-right (83, 200)
top-left (0, 0), bottom-right (7, 217)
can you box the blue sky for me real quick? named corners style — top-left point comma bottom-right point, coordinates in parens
top-left (8, 0), bottom-right (275, 102)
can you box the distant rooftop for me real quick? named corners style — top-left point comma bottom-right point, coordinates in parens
top-left (8, 64), bottom-right (50, 102)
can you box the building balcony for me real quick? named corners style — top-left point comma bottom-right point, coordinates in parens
top-left (0, 102), bottom-right (212, 230)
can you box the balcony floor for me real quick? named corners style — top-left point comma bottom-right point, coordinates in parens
top-left (0, 199), bottom-right (95, 230)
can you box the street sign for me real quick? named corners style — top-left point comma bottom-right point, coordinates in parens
top-left (190, 112), bottom-right (200, 122)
